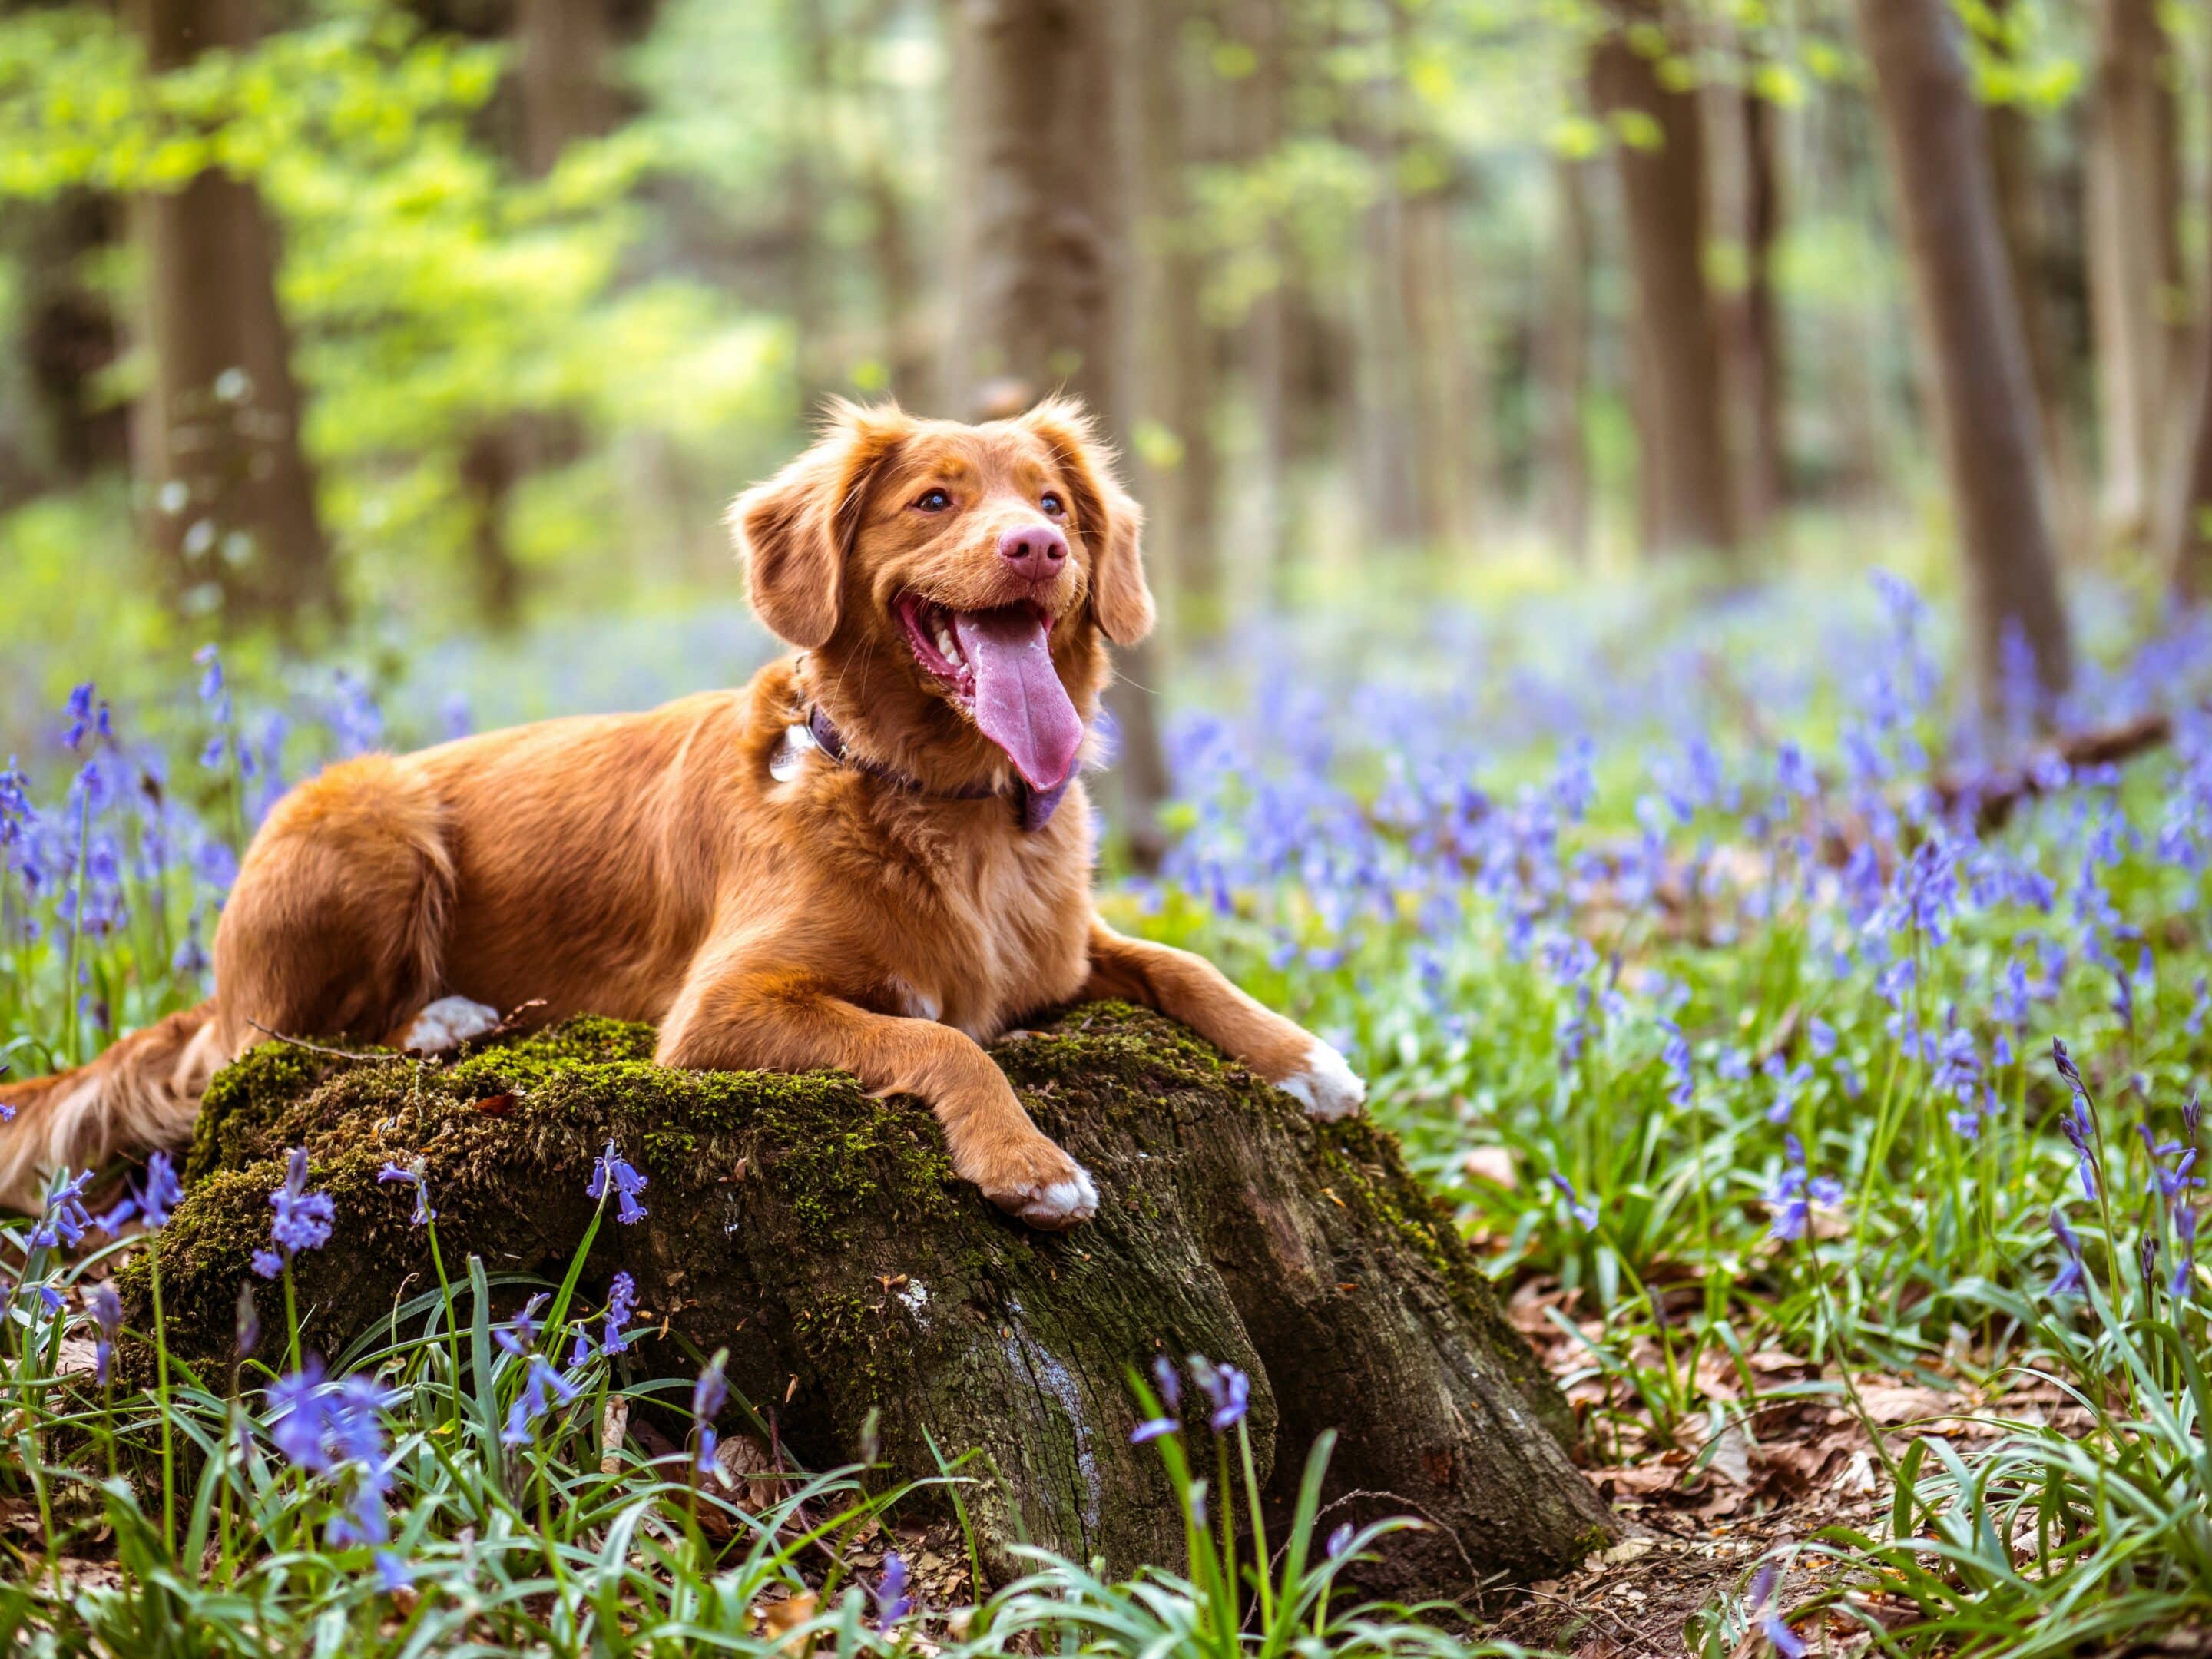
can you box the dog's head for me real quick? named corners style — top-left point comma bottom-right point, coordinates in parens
top-left (730, 397), bottom-right (1152, 793)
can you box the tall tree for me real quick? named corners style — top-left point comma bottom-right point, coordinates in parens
top-left (1131, 0), bottom-right (1224, 634)
top-left (2163, 65), bottom-right (2212, 596)
top-left (1535, 154), bottom-right (1593, 561)
top-left (2086, 0), bottom-right (2183, 541)
top-left (0, 194), bottom-right (127, 505)
top-left (1717, 75), bottom-right (1786, 534)
top-left (944, 0), bottom-right (1171, 868)
top-left (1588, 0), bottom-right (1738, 557)
top-left (127, 0), bottom-right (334, 626)
top-left (1852, 0), bottom-right (2072, 709)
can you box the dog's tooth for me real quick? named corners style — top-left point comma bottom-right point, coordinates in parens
top-left (937, 628), bottom-right (959, 662)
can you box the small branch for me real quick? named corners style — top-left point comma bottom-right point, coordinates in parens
top-left (1933, 710), bottom-right (2177, 834)
top-left (243, 1021), bottom-right (409, 1065)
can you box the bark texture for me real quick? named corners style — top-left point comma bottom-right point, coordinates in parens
top-left (1853, 0), bottom-right (2073, 711)
top-left (131, 1004), bottom-right (1614, 1597)
top-left (2087, 0), bottom-right (2183, 541)
top-left (127, 0), bottom-right (333, 625)
top-left (945, 0), bottom-right (1170, 869)
top-left (1588, 0), bottom-right (1738, 558)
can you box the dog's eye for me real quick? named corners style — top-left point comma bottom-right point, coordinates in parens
top-left (1040, 492), bottom-right (1065, 516)
top-left (913, 488), bottom-right (952, 512)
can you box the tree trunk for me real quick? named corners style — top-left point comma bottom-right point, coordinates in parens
top-left (136, 1005), bottom-right (1617, 1595)
top-left (945, 0), bottom-right (1171, 871)
top-left (1719, 78), bottom-right (1786, 535)
top-left (1131, 0), bottom-right (1224, 637)
top-left (1588, 0), bottom-right (1738, 558)
top-left (2086, 0), bottom-right (2183, 544)
top-left (516, 0), bottom-right (617, 177)
top-left (1984, 0), bottom-right (2080, 533)
top-left (2162, 75), bottom-right (2212, 596)
top-left (1535, 156), bottom-right (1594, 561)
top-left (127, 0), bottom-right (334, 628)
top-left (0, 191), bottom-right (128, 505)
top-left (1853, 0), bottom-right (2073, 712)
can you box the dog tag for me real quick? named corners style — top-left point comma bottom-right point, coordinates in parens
top-left (769, 722), bottom-right (816, 783)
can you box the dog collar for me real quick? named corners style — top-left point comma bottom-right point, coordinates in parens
top-left (791, 706), bottom-right (1073, 833)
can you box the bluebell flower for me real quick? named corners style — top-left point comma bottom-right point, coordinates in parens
top-left (2172, 1204), bottom-right (2197, 1297)
top-left (1130, 1416), bottom-right (1180, 1445)
top-left (1549, 1172), bottom-right (1600, 1230)
top-left (875, 1551), bottom-right (916, 1631)
top-left (496, 1293), bottom-right (548, 1359)
top-left (376, 1161), bottom-right (435, 1225)
top-left (28, 1169), bottom-right (94, 1250)
top-left (374, 1551), bottom-right (411, 1593)
top-left (268, 1359), bottom-right (337, 1472)
top-left (1326, 1521), bottom-right (1356, 1559)
top-left (587, 1141), bottom-right (649, 1224)
top-left (89, 1283), bottom-right (122, 1386)
top-left (2059, 1093), bottom-right (2100, 1201)
top-left (237, 1282), bottom-right (261, 1356)
top-left (601, 1271), bottom-right (637, 1355)
top-left (502, 1353), bottom-right (581, 1445)
top-left (1766, 1137), bottom-right (1841, 1243)
top-left (2049, 1209), bottom-right (2086, 1296)
top-left (251, 1249), bottom-right (283, 1280)
top-left (1745, 1560), bottom-right (1806, 1659)
top-left (1191, 1358), bottom-right (1250, 1431)
top-left (694, 1358), bottom-right (727, 1422)
top-left (269, 1147), bottom-right (334, 1257)
top-left (1152, 1353), bottom-right (1181, 1414)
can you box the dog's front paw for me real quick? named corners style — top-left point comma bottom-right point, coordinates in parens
top-left (1276, 1038), bottom-right (1366, 1121)
top-left (978, 1140), bottom-right (1099, 1230)
top-left (402, 996), bottom-right (502, 1053)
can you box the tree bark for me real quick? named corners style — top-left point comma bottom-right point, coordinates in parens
top-left (2163, 71), bottom-right (2212, 596)
top-left (137, 1005), bottom-right (1617, 1596)
top-left (0, 192), bottom-right (128, 505)
top-left (1718, 78), bottom-right (1786, 535)
top-left (126, 0), bottom-right (335, 628)
top-left (945, 0), bottom-right (1170, 870)
top-left (1588, 0), bottom-right (1738, 558)
top-left (2086, 0), bottom-right (2183, 543)
top-left (1852, 0), bottom-right (2073, 713)
top-left (1535, 155), bottom-right (1594, 561)
top-left (1131, 0), bottom-right (1224, 637)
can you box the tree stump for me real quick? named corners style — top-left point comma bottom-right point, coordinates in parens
top-left (136, 1002), bottom-right (1617, 1599)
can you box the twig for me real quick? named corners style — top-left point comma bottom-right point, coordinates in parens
top-left (1932, 710), bottom-right (2178, 834)
top-left (242, 1021), bottom-right (410, 1065)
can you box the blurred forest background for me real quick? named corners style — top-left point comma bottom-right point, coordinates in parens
top-left (2, 0), bottom-right (2210, 829)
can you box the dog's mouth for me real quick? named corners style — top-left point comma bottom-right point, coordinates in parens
top-left (896, 594), bottom-right (1083, 792)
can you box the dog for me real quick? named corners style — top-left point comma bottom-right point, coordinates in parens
top-left (0, 398), bottom-right (1363, 1227)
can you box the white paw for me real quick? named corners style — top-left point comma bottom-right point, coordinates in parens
top-left (1006, 1164), bottom-right (1098, 1230)
top-left (403, 996), bottom-right (502, 1052)
top-left (1277, 1038), bottom-right (1366, 1121)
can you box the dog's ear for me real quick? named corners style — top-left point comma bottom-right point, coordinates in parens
top-left (730, 401), bottom-right (909, 649)
top-left (1021, 396), bottom-right (1154, 645)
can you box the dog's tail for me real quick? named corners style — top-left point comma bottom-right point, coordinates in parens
top-left (0, 1001), bottom-right (222, 1213)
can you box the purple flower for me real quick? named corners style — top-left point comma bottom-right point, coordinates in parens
top-left (2172, 1204), bottom-right (2198, 1297)
top-left (376, 1161), bottom-right (435, 1225)
top-left (1190, 1358), bottom-right (1250, 1432)
top-left (1766, 1137), bottom-right (1840, 1243)
top-left (693, 1353), bottom-right (727, 1423)
top-left (1746, 1560), bottom-right (1806, 1659)
top-left (1130, 1416), bottom-right (1180, 1445)
top-left (269, 1359), bottom-right (337, 1472)
top-left (587, 1141), bottom-right (649, 1224)
top-left (496, 1293), bottom-right (548, 1359)
top-left (1326, 1521), bottom-right (1356, 1558)
top-left (875, 1551), bottom-right (916, 1631)
top-left (2049, 1209), bottom-right (2086, 1296)
top-left (1151, 1353), bottom-right (1181, 1414)
top-left (237, 1283), bottom-right (261, 1356)
top-left (28, 1169), bottom-right (94, 1250)
top-left (269, 1147), bottom-right (334, 1257)
top-left (695, 1423), bottom-right (720, 1475)
top-left (502, 1353), bottom-right (581, 1445)
top-left (251, 1249), bottom-right (283, 1280)
top-left (1549, 1172), bottom-right (1600, 1231)
top-left (88, 1283), bottom-right (122, 1386)
top-left (602, 1271), bottom-right (637, 1355)
top-left (375, 1551), bottom-right (411, 1592)
top-left (2059, 1094), bottom-right (2100, 1200)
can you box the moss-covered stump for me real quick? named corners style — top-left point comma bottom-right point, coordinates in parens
top-left (136, 1002), bottom-right (1615, 1597)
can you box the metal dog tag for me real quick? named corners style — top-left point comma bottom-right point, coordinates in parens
top-left (769, 722), bottom-right (816, 783)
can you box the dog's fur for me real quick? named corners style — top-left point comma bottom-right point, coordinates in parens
top-left (0, 399), bottom-right (1361, 1227)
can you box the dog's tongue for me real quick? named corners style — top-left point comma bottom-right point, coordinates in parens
top-left (950, 607), bottom-right (1083, 791)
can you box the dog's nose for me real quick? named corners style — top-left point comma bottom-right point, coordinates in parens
top-left (997, 523), bottom-right (1068, 584)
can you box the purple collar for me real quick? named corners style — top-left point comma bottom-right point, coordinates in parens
top-left (804, 707), bottom-right (1073, 832)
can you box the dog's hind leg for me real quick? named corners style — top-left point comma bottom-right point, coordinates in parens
top-left (210, 753), bottom-right (459, 1059)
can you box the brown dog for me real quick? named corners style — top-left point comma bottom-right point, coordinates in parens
top-left (0, 399), bottom-right (1362, 1225)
